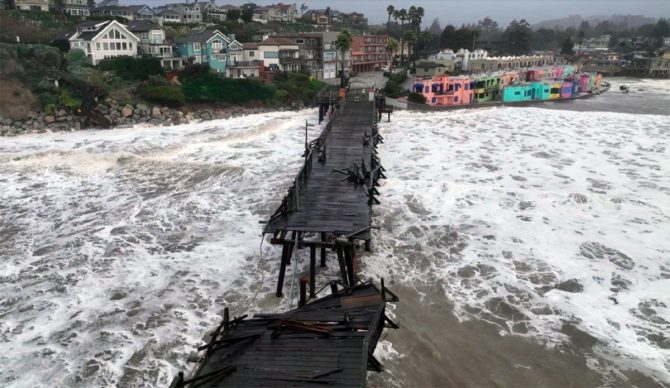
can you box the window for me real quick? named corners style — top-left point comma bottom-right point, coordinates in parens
top-left (103, 42), bottom-right (108, 50)
top-left (114, 30), bottom-right (120, 39)
top-left (454, 96), bottom-right (458, 102)
top-left (129, 42), bottom-right (133, 50)
top-left (96, 42), bottom-right (100, 50)
top-left (122, 42), bottom-right (127, 50)
top-left (116, 42), bottom-right (121, 50)
top-left (514, 91), bottom-right (521, 95)
top-left (249, 51), bottom-right (255, 57)
top-left (194, 42), bottom-right (201, 51)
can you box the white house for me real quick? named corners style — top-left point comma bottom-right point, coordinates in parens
top-left (126, 20), bottom-right (181, 70)
top-left (63, 0), bottom-right (90, 16)
top-left (14, 0), bottom-right (48, 11)
top-left (67, 20), bottom-right (139, 65)
top-left (257, 36), bottom-right (300, 72)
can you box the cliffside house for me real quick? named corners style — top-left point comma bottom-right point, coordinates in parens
top-left (126, 20), bottom-right (182, 70)
top-left (64, 20), bottom-right (139, 65)
top-left (14, 0), bottom-right (49, 11)
top-left (175, 29), bottom-right (235, 73)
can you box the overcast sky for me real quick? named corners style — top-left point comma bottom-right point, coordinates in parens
top-left (131, 0), bottom-right (670, 27)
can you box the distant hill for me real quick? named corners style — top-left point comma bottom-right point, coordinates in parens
top-left (532, 14), bottom-right (657, 30)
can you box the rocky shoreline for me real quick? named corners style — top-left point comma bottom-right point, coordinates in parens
top-left (0, 98), bottom-right (305, 136)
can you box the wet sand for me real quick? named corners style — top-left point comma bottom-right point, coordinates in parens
top-left (369, 284), bottom-right (664, 387)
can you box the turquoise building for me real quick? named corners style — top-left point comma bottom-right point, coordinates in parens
top-left (531, 82), bottom-right (552, 100)
top-left (175, 29), bottom-right (235, 73)
top-left (502, 84), bottom-right (534, 102)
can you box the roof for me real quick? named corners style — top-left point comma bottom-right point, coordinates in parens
top-left (259, 37), bottom-right (295, 46)
top-left (417, 61), bottom-right (445, 69)
top-left (125, 20), bottom-right (161, 32)
top-left (174, 29), bottom-right (228, 44)
top-left (242, 43), bottom-right (258, 49)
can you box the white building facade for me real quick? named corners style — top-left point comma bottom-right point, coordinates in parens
top-left (68, 20), bottom-right (139, 65)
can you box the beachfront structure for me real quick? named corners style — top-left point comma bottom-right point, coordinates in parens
top-left (413, 75), bottom-right (474, 106)
top-left (416, 64), bottom-right (601, 106)
top-left (474, 74), bottom-right (502, 102)
top-left (92, 4), bottom-right (159, 21)
top-left (175, 29), bottom-right (234, 73)
top-left (415, 61), bottom-right (450, 77)
top-left (64, 0), bottom-right (91, 17)
top-left (257, 37), bottom-right (301, 72)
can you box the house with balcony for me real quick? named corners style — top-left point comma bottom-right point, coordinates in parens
top-left (126, 20), bottom-right (182, 70)
top-left (64, 20), bottom-right (139, 65)
top-left (92, 4), bottom-right (159, 21)
top-left (257, 37), bottom-right (301, 72)
top-left (14, 0), bottom-right (48, 11)
top-left (273, 33), bottom-right (325, 78)
top-left (266, 3), bottom-right (297, 22)
top-left (64, 0), bottom-right (91, 17)
top-left (416, 61), bottom-right (450, 77)
top-left (155, 2), bottom-right (208, 24)
top-left (350, 35), bottom-right (389, 73)
top-left (175, 29), bottom-right (235, 73)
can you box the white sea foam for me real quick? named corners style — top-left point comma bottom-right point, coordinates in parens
top-left (366, 105), bottom-right (670, 383)
top-left (1, 83), bottom-right (669, 386)
top-left (0, 109), bottom-right (336, 386)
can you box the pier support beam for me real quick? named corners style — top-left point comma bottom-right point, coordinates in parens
top-left (309, 246), bottom-right (316, 298)
top-left (320, 233), bottom-right (327, 267)
top-left (336, 245), bottom-right (348, 287)
top-left (276, 242), bottom-right (295, 297)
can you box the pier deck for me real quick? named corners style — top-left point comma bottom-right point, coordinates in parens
top-left (170, 281), bottom-right (398, 388)
top-left (263, 89), bottom-right (386, 297)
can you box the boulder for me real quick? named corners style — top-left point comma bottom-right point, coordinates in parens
top-left (57, 109), bottom-right (67, 117)
top-left (136, 103), bottom-right (148, 112)
top-left (121, 105), bottom-right (133, 118)
top-left (44, 115), bottom-right (55, 124)
top-left (160, 106), bottom-right (169, 113)
top-left (151, 106), bottom-right (161, 117)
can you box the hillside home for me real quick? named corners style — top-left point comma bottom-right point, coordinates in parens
top-left (175, 29), bottom-right (234, 73)
top-left (14, 0), bottom-right (48, 11)
top-left (92, 5), bottom-right (159, 21)
top-left (66, 20), bottom-right (139, 65)
top-left (126, 20), bottom-right (181, 70)
top-left (258, 37), bottom-right (301, 72)
top-left (64, 0), bottom-right (91, 17)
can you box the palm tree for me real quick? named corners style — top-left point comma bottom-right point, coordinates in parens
top-left (335, 30), bottom-right (352, 87)
top-left (386, 37), bottom-right (399, 72)
top-left (398, 8), bottom-right (407, 66)
top-left (404, 31), bottom-right (416, 62)
top-left (386, 5), bottom-right (395, 35)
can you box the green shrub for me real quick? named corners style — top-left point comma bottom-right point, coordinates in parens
top-left (98, 56), bottom-right (163, 80)
top-left (407, 92), bottom-right (427, 104)
top-left (139, 85), bottom-right (185, 107)
top-left (180, 69), bottom-right (275, 104)
top-left (271, 71), bottom-right (327, 105)
top-left (59, 88), bottom-right (81, 109)
top-left (384, 80), bottom-right (405, 98)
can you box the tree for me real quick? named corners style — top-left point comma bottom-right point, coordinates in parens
top-left (386, 5), bottom-right (394, 35)
top-left (240, 2), bottom-right (257, 23)
top-left (652, 18), bottom-right (670, 47)
top-left (560, 37), bottom-right (574, 56)
top-left (505, 19), bottom-right (531, 55)
top-left (52, 0), bottom-right (64, 13)
top-left (300, 3), bottom-right (307, 17)
top-left (428, 18), bottom-right (441, 36)
top-left (396, 8), bottom-right (407, 65)
top-left (335, 30), bottom-right (352, 87)
top-left (227, 9), bottom-right (241, 22)
top-left (386, 37), bottom-right (399, 71)
top-left (403, 31), bottom-right (416, 62)
top-left (477, 17), bottom-right (499, 33)
top-left (87, 0), bottom-right (95, 8)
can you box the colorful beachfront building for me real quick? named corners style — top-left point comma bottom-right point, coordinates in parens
top-left (415, 64), bottom-right (600, 106)
top-left (175, 29), bottom-right (235, 73)
top-left (413, 75), bottom-right (474, 105)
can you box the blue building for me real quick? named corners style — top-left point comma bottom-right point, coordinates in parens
top-left (175, 29), bottom-right (236, 73)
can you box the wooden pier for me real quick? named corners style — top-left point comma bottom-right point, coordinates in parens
top-left (169, 280), bottom-right (399, 388)
top-left (264, 88), bottom-right (388, 297)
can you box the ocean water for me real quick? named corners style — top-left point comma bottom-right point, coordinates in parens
top-left (1, 78), bottom-right (669, 386)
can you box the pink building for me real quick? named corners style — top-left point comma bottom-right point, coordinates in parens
top-left (413, 75), bottom-right (475, 106)
top-left (578, 73), bottom-right (591, 92)
top-left (525, 68), bottom-right (545, 82)
top-left (551, 66), bottom-right (564, 79)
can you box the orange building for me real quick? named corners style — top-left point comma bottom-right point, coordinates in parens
top-left (351, 35), bottom-right (389, 73)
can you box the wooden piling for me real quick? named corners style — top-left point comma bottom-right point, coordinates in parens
top-left (336, 244), bottom-right (348, 287)
top-left (320, 232), bottom-right (327, 267)
top-left (299, 279), bottom-right (307, 307)
top-left (309, 246), bottom-right (316, 298)
top-left (276, 244), bottom-right (289, 297)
